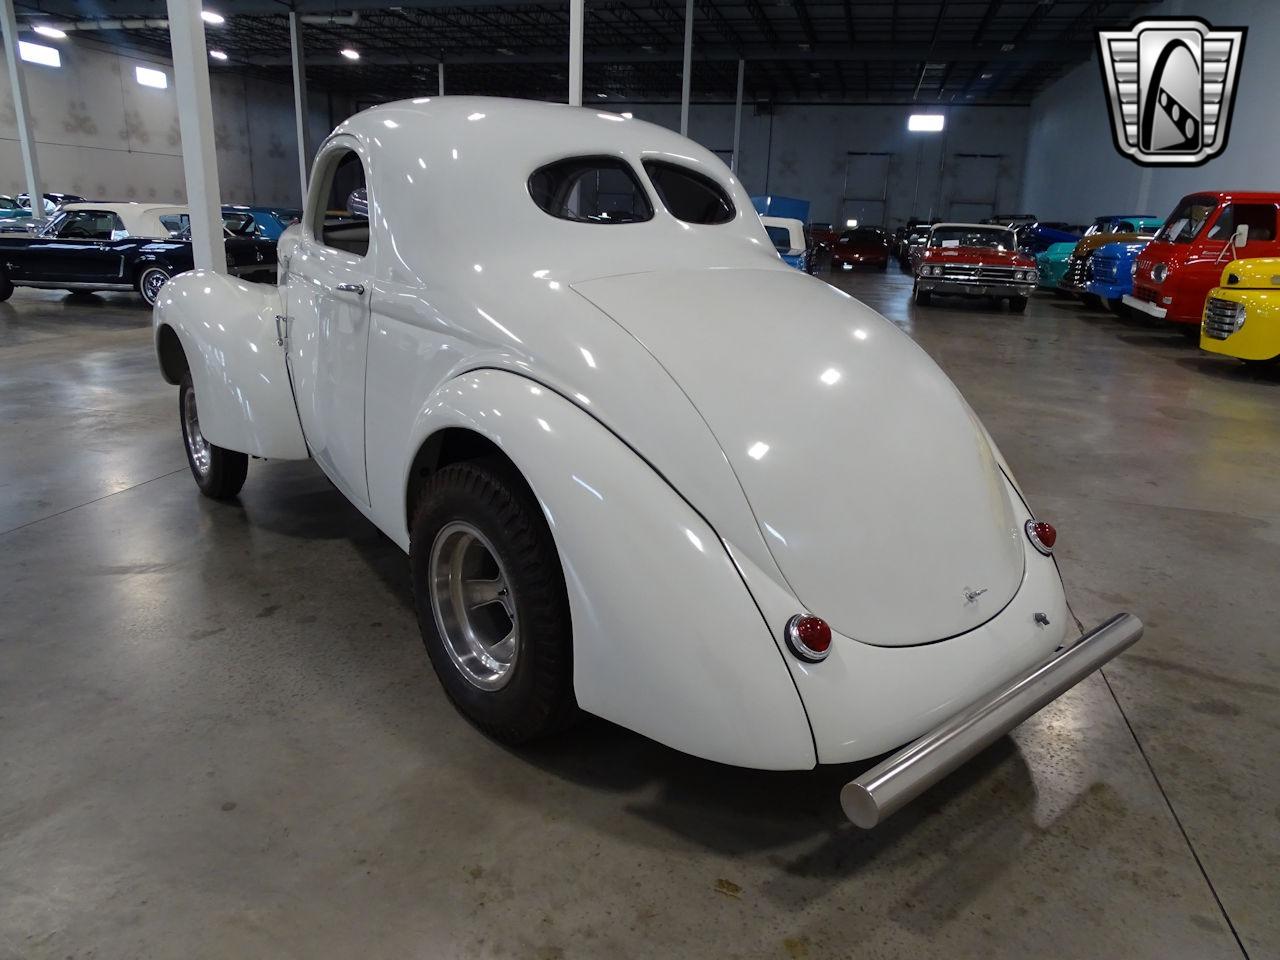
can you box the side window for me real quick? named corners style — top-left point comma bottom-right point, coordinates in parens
top-left (643, 161), bottom-right (735, 224)
top-left (159, 213), bottom-right (190, 235)
top-left (1207, 203), bottom-right (1277, 242)
top-left (528, 157), bottom-right (653, 224)
top-left (58, 211), bottom-right (121, 240)
top-left (310, 147), bottom-right (370, 258)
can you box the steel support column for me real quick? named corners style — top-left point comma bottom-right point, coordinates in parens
top-left (568, 0), bottom-right (583, 106)
top-left (679, 0), bottom-right (693, 135)
top-left (438, 59), bottom-right (444, 95)
top-left (166, 0), bottom-right (227, 273)
top-left (289, 11), bottom-right (310, 205)
top-left (731, 58), bottom-right (744, 173)
top-left (0, 0), bottom-right (44, 222)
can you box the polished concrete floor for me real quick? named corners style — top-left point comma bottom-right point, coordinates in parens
top-left (1, 274), bottom-right (1276, 960)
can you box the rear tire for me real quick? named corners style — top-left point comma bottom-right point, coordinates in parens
top-left (138, 265), bottom-right (172, 307)
top-left (1009, 296), bottom-right (1029, 313)
top-left (410, 460), bottom-right (577, 744)
top-left (179, 372), bottom-right (248, 499)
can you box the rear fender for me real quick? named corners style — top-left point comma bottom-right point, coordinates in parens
top-left (152, 269), bottom-right (308, 459)
top-left (404, 369), bottom-right (816, 770)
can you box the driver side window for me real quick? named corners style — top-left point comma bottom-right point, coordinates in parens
top-left (310, 147), bottom-right (370, 258)
top-left (58, 211), bottom-right (125, 240)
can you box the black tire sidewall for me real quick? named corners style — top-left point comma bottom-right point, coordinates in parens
top-left (410, 461), bottom-right (574, 742)
top-left (178, 372), bottom-right (248, 499)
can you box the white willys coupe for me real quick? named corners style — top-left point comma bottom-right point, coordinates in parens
top-left (154, 98), bottom-right (1141, 827)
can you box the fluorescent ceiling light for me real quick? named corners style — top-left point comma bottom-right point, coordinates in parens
top-left (135, 65), bottom-right (168, 89)
top-left (908, 113), bottom-right (945, 132)
top-left (33, 25), bottom-right (67, 39)
top-left (18, 41), bottom-right (60, 67)
top-left (209, 49), bottom-right (228, 60)
top-left (595, 92), bottom-right (608, 99)
top-left (340, 48), bottom-right (360, 60)
top-left (201, 10), bottom-right (225, 24)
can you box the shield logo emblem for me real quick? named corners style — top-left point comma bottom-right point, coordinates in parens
top-left (1097, 18), bottom-right (1246, 166)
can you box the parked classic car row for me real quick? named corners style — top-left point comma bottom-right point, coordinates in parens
top-left (0, 202), bottom-right (282, 305)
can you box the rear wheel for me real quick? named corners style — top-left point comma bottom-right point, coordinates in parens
top-left (1009, 296), bottom-right (1029, 313)
top-left (137, 265), bottom-right (172, 307)
top-left (410, 460), bottom-right (576, 743)
top-left (179, 372), bottom-right (248, 499)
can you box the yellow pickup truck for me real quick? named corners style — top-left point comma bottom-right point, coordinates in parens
top-left (1200, 258), bottom-right (1280, 364)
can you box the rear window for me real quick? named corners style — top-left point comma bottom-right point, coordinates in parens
top-left (528, 157), bottom-right (652, 224)
top-left (642, 161), bottom-right (734, 224)
top-left (765, 225), bottom-right (791, 250)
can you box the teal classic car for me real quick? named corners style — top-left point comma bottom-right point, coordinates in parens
top-left (1037, 242), bottom-right (1076, 291)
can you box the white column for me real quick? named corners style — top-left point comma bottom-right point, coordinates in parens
top-left (731, 58), bottom-right (744, 174)
top-left (0, 0), bottom-right (44, 222)
top-left (437, 59), bottom-right (445, 96)
top-left (679, 0), bottom-right (693, 135)
top-left (289, 11), bottom-right (309, 206)
top-left (166, 0), bottom-right (227, 273)
top-left (568, 0), bottom-right (583, 106)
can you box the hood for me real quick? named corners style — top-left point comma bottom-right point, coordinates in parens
top-left (1222, 257), bottom-right (1280, 288)
top-left (1075, 231), bottom-right (1153, 256)
top-left (924, 246), bottom-right (1033, 267)
top-left (572, 268), bottom-right (1026, 646)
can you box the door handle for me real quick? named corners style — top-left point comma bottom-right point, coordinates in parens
top-left (335, 282), bottom-right (365, 295)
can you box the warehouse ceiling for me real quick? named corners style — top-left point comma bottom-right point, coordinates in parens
top-left (12, 0), bottom-right (1165, 105)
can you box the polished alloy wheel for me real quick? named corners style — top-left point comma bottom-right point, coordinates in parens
top-left (140, 268), bottom-right (169, 305)
top-left (428, 520), bottom-right (519, 691)
top-left (182, 383), bottom-right (212, 477)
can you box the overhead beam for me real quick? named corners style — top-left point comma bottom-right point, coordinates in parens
top-left (166, 0), bottom-right (226, 274)
top-left (240, 40), bottom-right (1094, 68)
top-left (1, 0), bottom-right (42, 220)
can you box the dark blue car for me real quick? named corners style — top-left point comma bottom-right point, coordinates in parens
top-left (1083, 239), bottom-right (1151, 313)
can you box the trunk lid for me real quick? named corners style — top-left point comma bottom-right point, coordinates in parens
top-left (573, 268), bottom-right (1025, 646)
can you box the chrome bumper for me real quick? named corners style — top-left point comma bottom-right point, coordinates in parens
top-left (1122, 294), bottom-right (1166, 318)
top-left (917, 278), bottom-right (1036, 297)
top-left (840, 612), bottom-right (1143, 828)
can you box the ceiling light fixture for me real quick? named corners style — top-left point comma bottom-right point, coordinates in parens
top-left (596, 92), bottom-right (608, 99)
top-left (209, 49), bottom-right (228, 60)
top-left (201, 10), bottom-right (225, 25)
top-left (340, 48), bottom-right (360, 60)
top-left (33, 25), bottom-right (67, 39)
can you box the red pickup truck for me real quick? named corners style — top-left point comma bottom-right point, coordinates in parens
top-left (1126, 192), bottom-right (1280, 329)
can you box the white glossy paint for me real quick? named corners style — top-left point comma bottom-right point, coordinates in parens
top-left (155, 97), bottom-right (1072, 770)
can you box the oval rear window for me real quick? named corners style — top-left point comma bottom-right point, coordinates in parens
top-left (528, 157), bottom-right (653, 224)
top-left (643, 160), bottom-right (734, 225)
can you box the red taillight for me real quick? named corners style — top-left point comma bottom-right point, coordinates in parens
top-left (1025, 519), bottom-right (1057, 555)
top-left (785, 614), bottom-right (832, 662)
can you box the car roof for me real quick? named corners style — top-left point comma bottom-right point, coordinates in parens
top-left (58, 202), bottom-right (187, 238)
top-left (931, 222), bottom-right (1012, 230)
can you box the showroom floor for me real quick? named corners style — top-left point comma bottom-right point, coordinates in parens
top-left (1, 272), bottom-right (1276, 960)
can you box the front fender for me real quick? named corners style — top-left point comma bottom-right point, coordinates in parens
top-left (406, 370), bottom-right (816, 770)
top-left (152, 270), bottom-right (308, 459)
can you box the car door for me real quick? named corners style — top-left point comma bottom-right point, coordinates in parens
top-left (1190, 202), bottom-right (1278, 294)
top-left (42, 210), bottom-right (126, 281)
top-left (283, 139), bottom-right (374, 506)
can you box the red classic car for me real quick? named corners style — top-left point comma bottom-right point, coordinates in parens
top-left (912, 223), bottom-right (1038, 312)
top-left (805, 221), bottom-right (839, 254)
top-left (831, 226), bottom-right (890, 271)
top-left (1126, 191), bottom-right (1280, 329)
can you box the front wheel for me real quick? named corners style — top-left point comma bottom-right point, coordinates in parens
top-left (138, 265), bottom-right (172, 307)
top-left (913, 285), bottom-right (932, 306)
top-left (1009, 296), bottom-right (1028, 313)
top-left (410, 460), bottom-right (576, 743)
top-left (0, 267), bottom-right (12, 302)
top-left (1106, 298), bottom-right (1127, 316)
top-left (1081, 293), bottom-right (1104, 310)
top-left (179, 373), bottom-right (248, 499)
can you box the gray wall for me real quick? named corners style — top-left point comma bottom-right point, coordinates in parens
top-left (1020, 0), bottom-right (1270, 222)
top-left (617, 100), bottom-right (1031, 228)
top-left (0, 37), bottom-right (338, 208)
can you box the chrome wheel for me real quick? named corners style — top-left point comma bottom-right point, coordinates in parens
top-left (182, 383), bottom-right (212, 478)
top-left (428, 520), bottom-right (519, 691)
top-left (140, 267), bottom-right (169, 305)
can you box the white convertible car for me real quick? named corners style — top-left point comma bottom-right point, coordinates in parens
top-left (153, 98), bottom-right (1141, 827)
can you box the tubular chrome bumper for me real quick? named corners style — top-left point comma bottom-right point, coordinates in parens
top-left (840, 612), bottom-right (1143, 828)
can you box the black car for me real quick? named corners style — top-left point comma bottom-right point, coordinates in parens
top-left (0, 204), bottom-right (277, 306)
